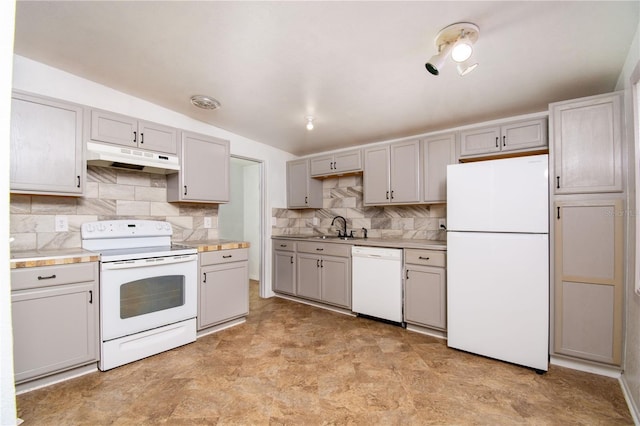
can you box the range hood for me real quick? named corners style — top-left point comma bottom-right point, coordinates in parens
top-left (86, 142), bottom-right (180, 174)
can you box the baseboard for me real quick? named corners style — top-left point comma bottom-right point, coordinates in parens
top-left (196, 317), bottom-right (246, 338)
top-left (620, 375), bottom-right (640, 425)
top-left (15, 363), bottom-right (98, 395)
top-left (274, 294), bottom-right (356, 317)
top-left (406, 323), bottom-right (447, 340)
top-left (549, 355), bottom-right (622, 378)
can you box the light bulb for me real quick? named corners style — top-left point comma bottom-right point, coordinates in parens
top-left (451, 41), bottom-right (473, 63)
top-left (305, 116), bottom-right (314, 130)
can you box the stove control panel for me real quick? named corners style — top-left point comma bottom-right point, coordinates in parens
top-left (81, 220), bottom-right (173, 239)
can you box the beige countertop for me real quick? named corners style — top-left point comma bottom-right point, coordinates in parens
top-left (272, 235), bottom-right (446, 251)
top-left (10, 248), bottom-right (100, 269)
top-left (175, 240), bottom-right (250, 253)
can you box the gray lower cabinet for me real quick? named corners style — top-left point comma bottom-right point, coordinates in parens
top-left (553, 199), bottom-right (624, 365)
top-left (272, 239), bottom-right (296, 295)
top-left (10, 91), bottom-right (84, 196)
top-left (403, 249), bottom-right (447, 330)
top-left (167, 131), bottom-right (230, 203)
top-left (198, 248), bottom-right (249, 330)
top-left (295, 241), bottom-right (351, 308)
top-left (11, 262), bottom-right (99, 383)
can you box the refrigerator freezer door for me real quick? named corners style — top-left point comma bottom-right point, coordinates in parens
top-left (447, 231), bottom-right (549, 371)
top-left (447, 154), bottom-right (549, 233)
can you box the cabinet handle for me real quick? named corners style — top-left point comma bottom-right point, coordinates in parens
top-left (203, 272), bottom-right (207, 283)
top-left (557, 206), bottom-right (560, 220)
top-left (391, 190), bottom-right (394, 200)
top-left (77, 176), bottom-right (81, 188)
top-left (502, 135), bottom-right (506, 147)
top-left (89, 290), bottom-right (93, 304)
top-left (305, 196), bottom-right (308, 204)
top-left (406, 270), bottom-right (409, 280)
top-left (140, 132), bottom-right (144, 144)
top-left (320, 259), bottom-right (323, 268)
top-left (317, 259), bottom-right (320, 267)
top-left (316, 248), bottom-right (324, 251)
top-left (37, 274), bottom-right (56, 280)
top-left (556, 176), bottom-right (560, 189)
top-left (386, 191), bottom-right (389, 200)
top-left (333, 161), bottom-right (337, 170)
top-left (418, 256), bottom-right (430, 260)
top-left (133, 131), bottom-right (137, 143)
top-left (495, 137), bottom-right (499, 148)
top-left (223, 255), bottom-right (232, 259)
top-left (330, 161), bottom-right (334, 170)
top-left (184, 185), bottom-right (188, 196)
top-left (290, 256), bottom-right (294, 264)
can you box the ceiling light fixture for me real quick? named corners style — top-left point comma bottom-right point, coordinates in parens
top-left (190, 95), bottom-right (221, 110)
top-left (425, 22), bottom-right (479, 77)
top-left (306, 116), bottom-right (314, 130)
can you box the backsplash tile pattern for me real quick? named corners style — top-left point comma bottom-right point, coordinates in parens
top-left (272, 175), bottom-right (446, 240)
top-left (10, 166), bottom-right (219, 251)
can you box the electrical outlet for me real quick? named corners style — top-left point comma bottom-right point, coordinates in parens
top-left (55, 215), bottom-right (69, 232)
top-left (438, 219), bottom-right (447, 230)
top-left (312, 217), bottom-right (319, 226)
top-left (204, 217), bottom-right (212, 229)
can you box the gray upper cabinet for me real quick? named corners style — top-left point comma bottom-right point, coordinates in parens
top-left (422, 133), bottom-right (456, 203)
top-left (287, 159), bottom-right (322, 208)
top-left (459, 118), bottom-right (547, 159)
top-left (10, 91), bottom-right (84, 196)
top-left (167, 131), bottom-right (230, 203)
top-left (89, 109), bottom-right (177, 155)
top-left (364, 140), bottom-right (420, 205)
top-left (310, 149), bottom-right (362, 177)
top-left (551, 92), bottom-right (623, 194)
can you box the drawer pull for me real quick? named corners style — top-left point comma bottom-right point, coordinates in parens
top-left (37, 274), bottom-right (57, 280)
top-left (418, 256), bottom-right (430, 260)
top-left (222, 255), bottom-right (233, 259)
top-left (316, 248), bottom-right (324, 251)
top-left (280, 244), bottom-right (287, 248)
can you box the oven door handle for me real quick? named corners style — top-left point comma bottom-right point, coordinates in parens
top-left (101, 254), bottom-right (198, 270)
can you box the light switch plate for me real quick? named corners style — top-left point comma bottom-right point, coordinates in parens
top-left (312, 217), bottom-right (319, 226)
top-left (55, 215), bottom-right (69, 232)
top-left (204, 217), bottom-right (212, 229)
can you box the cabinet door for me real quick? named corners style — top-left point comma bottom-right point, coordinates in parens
top-left (554, 199), bottom-right (623, 365)
top-left (363, 145), bottom-right (390, 204)
top-left (502, 119), bottom-right (547, 152)
top-left (273, 250), bottom-right (296, 295)
top-left (138, 120), bottom-right (177, 154)
top-left (552, 93), bottom-right (622, 194)
top-left (310, 155), bottom-right (334, 177)
top-left (12, 282), bottom-right (97, 383)
top-left (405, 265), bottom-right (446, 330)
top-left (390, 140), bottom-right (421, 203)
top-left (320, 255), bottom-right (351, 308)
top-left (296, 253), bottom-right (321, 301)
top-left (459, 126), bottom-right (501, 157)
top-left (199, 261), bottom-right (249, 330)
top-left (423, 134), bottom-right (456, 203)
top-left (287, 160), bottom-right (322, 208)
top-left (334, 150), bottom-right (362, 174)
top-left (10, 92), bottom-right (84, 195)
top-left (90, 109), bottom-right (137, 147)
top-left (172, 132), bottom-right (230, 202)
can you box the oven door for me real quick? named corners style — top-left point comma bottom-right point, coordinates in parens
top-left (100, 254), bottom-right (197, 341)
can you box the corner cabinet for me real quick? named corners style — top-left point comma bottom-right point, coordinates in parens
top-left (459, 118), bottom-right (547, 160)
top-left (198, 249), bottom-right (249, 330)
top-left (296, 241), bottom-right (351, 308)
top-left (404, 249), bottom-right (447, 331)
top-left (310, 149), bottom-right (363, 177)
top-left (287, 159), bottom-right (323, 208)
top-left (88, 109), bottom-right (178, 155)
top-left (363, 140), bottom-right (421, 205)
top-left (422, 133), bottom-right (456, 203)
top-left (11, 262), bottom-right (99, 384)
top-left (167, 131), bottom-right (230, 203)
top-left (272, 239), bottom-right (296, 295)
top-left (551, 92), bottom-right (623, 194)
top-left (10, 91), bottom-right (85, 196)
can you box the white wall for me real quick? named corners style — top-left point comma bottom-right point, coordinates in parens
top-left (615, 13), bottom-right (640, 422)
top-left (11, 54), bottom-right (296, 297)
top-left (1, 4), bottom-right (17, 426)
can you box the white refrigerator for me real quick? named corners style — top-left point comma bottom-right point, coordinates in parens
top-left (446, 154), bottom-right (549, 371)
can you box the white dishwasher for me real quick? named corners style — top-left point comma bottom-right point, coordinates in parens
top-left (351, 246), bottom-right (403, 323)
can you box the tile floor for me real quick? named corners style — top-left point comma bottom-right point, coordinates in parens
top-left (16, 282), bottom-right (633, 425)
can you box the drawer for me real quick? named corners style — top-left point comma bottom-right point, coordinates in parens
top-left (273, 239), bottom-right (296, 252)
top-left (11, 262), bottom-right (97, 291)
top-left (404, 249), bottom-right (446, 267)
top-left (297, 241), bottom-right (352, 257)
top-left (200, 248), bottom-right (248, 266)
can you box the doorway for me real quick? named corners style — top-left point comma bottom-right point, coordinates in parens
top-left (218, 156), bottom-right (263, 300)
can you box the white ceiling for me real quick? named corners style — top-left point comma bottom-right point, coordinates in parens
top-left (13, 1), bottom-right (639, 156)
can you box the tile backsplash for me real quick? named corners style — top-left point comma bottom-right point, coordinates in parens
top-left (10, 166), bottom-right (219, 251)
top-left (272, 175), bottom-right (446, 240)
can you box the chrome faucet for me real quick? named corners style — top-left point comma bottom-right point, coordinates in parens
top-left (331, 216), bottom-right (347, 237)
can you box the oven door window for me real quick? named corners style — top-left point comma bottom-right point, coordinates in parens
top-left (120, 275), bottom-right (185, 319)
